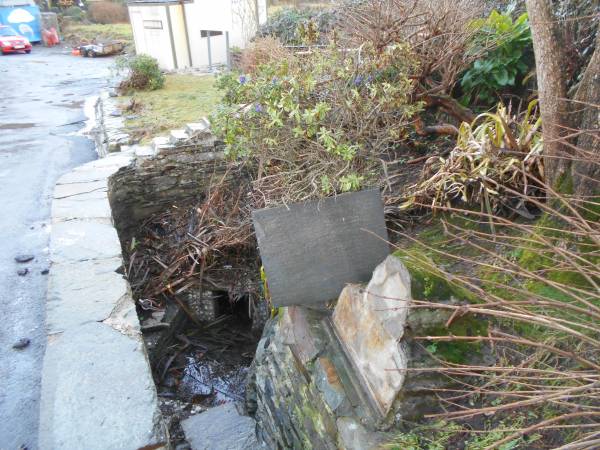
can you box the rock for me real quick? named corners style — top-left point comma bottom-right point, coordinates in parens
top-left (12, 338), bottom-right (31, 349)
top-left (181, 403), bottom-right (259, 450)
top-left (41, 268), bottom-right (49, 275)
top-left (336, 417), bottom-right (387, 450)
top-left (110, 110), bottom-right (122, 117)
top-left (332, 255), bottom-right (411, 417)
top-left (15, 254), bottom-right (34, 263)
top-left (17, 268), bottom-right (29, 276)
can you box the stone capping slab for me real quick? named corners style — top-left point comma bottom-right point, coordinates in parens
top-left (39, 151), bottom-right (168, 449)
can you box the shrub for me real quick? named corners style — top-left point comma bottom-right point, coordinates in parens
top-left (403, 100), bottom-right (543, 215)
top-left (212, 43), bottom-right (422, 204)
top-left (461, 8), bottom-right (533, 105)
top-left (87, 1), bottom-right (129, 24)
top-left (259, 7), bottom-right (336, 45)
top-left (62, 6), bottom-right (85, 22)
top-left (239, 37), bottom-right (290, 74)
top-left (115, 54), bottom-right (165, 92)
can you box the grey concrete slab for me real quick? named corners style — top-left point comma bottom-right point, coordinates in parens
top-left (39, 322), bottom-right (166, 450)
top-left (46, 258), bottom-right (128, 334)
top-left (252, 189), bottom-right (390, 307)
top-left (50, 220), bottom-right (121, 263)
top-left (181, 403), bottom-right (259, 450)
top-left (52, 192), bottom-right (112, 222)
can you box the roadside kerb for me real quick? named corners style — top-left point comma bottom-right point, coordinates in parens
top-left (38, 151), bottom-right (168, 450)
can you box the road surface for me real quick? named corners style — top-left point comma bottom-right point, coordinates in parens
top-left (0, 46), bottom-right (116, 450)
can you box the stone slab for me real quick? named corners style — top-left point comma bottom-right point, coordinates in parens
top-left (332, 256), bottom-right (412, 417)
top-left (46, 258), bottom-right (128, 334)
top-left (181, 403), bottom-right (259, 450)
top-left (252, 189), bottom-right (389, 307)
top-left (39, 322), bottom-right (166, 450)
top-left (50, 220), bottom-right (121, 263)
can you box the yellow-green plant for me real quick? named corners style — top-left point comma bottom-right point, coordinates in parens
top-left (402, 100), bottom-right (542, 215)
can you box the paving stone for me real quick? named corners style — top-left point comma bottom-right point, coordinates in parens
top-left (181, 403), bottom-right (259, 450)
top-left (169, 129), bottom-right (189, 144)
top-left (39, 322), bottom-right (166, 450)
top-left (50, 220), bottom-right (121, 263)
top-left (46, 258), bottom-right (129, 334)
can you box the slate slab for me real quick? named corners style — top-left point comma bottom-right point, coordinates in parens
top-left (39, 322), bottom-right (166, 450)
top-left (181, 403), bottom-right (259, 450)
top-left (252, 189), bottom-right (389, 307)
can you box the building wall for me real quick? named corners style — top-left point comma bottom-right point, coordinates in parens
top-left (169, 3), bottom-right (191, 69)
top-left (129, 0), bottom-right (267, 70)
top-left (129, 4), bottom-right (176, 71)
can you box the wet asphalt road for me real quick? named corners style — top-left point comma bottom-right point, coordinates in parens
top-left (0, 46), bottom-right (116, 450)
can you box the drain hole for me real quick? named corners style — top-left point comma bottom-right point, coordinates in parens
top-left (138, 290), bottom-right (264, 447)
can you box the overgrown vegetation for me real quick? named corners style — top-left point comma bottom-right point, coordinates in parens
top-left (125, 0), bottom-right (599, 447)
top-left (212, 41), bottom-right (422, 204)
top-left (116, 54), bottom-right (165, 92)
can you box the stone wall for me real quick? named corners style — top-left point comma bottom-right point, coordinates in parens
top-left (246, 257), bottom-right (485, 450)
top-left (107, 137), bottom-right (241, 245)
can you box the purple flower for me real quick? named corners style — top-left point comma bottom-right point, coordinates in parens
top-left (353, 75), bottom-right (364, 86)
top-left (366, 75), bottom-right (373, 84)
top-left (239, 75), bottom-right (247, 84)
top-left (271, 77), bottom-right (278, 84)
top-left (255, 103), bottom-right (263, 113)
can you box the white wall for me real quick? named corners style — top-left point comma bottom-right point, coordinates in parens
top-left (184, 0), bottom-right (266, 68)
top-left (129, 4), bottom-right (176, 71)
top-left (130, 0), bottom-right (267, 70)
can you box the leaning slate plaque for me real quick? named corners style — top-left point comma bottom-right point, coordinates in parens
top-left (252, 189), bottom-right (389, 307)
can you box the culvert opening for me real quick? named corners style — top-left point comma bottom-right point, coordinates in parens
top-left (108, 175), bottom-right (267, 448)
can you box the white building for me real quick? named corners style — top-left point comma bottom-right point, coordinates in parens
top-left (127, 0), bottom-right (268, 71)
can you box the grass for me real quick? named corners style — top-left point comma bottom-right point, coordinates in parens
top-left (120, 74), bottom-right (221, 143)
top-left (62, 23), bottom-right (134, 46)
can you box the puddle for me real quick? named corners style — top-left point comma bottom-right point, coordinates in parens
top-left (0, 123), bottom-right (36, 130)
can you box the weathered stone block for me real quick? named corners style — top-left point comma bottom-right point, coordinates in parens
top-left (332, 255), bottom-right (411, 418)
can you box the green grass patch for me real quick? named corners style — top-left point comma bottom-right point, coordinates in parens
top-left (121, 74), bottom-right (221, 143)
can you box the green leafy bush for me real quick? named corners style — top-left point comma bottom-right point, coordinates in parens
top-left (62, 6), bottom-right (85, 21)
top-left (259, 7), bottom-right (336, 45)
top-left (211, 43), bottom-right (422, 203)
top-left (461, 9), bottom-right (533, 105)
top-left (115, 54), bottom-right (165, 92)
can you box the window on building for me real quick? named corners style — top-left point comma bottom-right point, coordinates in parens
top-left (143, 20), bottom-right (163, 30)
top-left (200, 30), bottom-right (223, 38)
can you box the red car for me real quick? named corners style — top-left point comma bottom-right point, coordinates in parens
top-left (0, 25), bottom-right (32, 55)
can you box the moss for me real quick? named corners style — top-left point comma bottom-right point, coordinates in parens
top-left (421, 315), bottom-right (488, 364)
top-left (395, 249), bottom-right (479, 304)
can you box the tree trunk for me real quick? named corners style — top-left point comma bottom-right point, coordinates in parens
top-left (526, 0), bottom-right (599, 197)
top-left (525, 0), bottom-right (571, 188)
top-left (571, 31), bottom-right (600, 198)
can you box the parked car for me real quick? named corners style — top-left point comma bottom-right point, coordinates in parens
top-left (0, 25), bottom-right (31, 55)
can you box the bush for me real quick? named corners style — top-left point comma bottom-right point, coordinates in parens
top-left (62, 6), bottom-right (85, 22)
top-left (115, 54), bottom-right (165, 92)
top-left (87, 1), bottom-right (129, 24)
top-left (239, 37), bottom-right (290, 74)
top-left (212, 43), bottom-right (422, 204)
top-left (259, 7), bottom-right (336, 45)
top-left (461, 8), bottom-right (533, 105)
